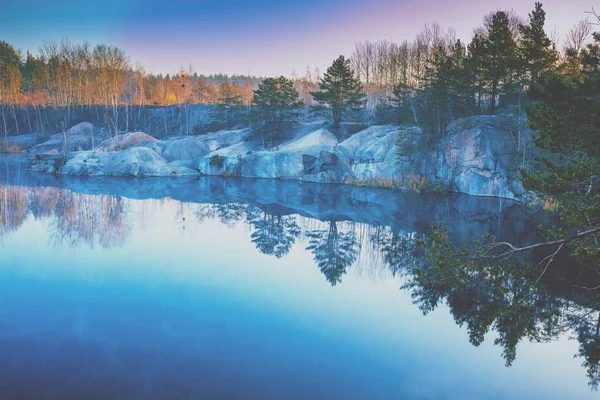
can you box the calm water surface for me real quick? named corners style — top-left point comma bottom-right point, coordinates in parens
top-left (0, 154), bottom-right (597, 399)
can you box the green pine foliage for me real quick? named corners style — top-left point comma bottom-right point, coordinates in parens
top-left (251, 76), bottom-right (303, 147)
top-left (518, 2), bottom-right (558, 85)
top-left (214, 82), bottom-right (244, 129)
top-left (521, 51), bottom-right (600, 271)
top-left (311, 55), bottom-right (365, 127)
top-left (485, 11), bottom-right (519, 113)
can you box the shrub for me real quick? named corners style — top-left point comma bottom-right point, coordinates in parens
top-left (209, 154), bottom-right (225, 168)
top-left (0, 140), bottom-right (24, 153)
top-left (342, 177), bottom-right (401, 189)
top-left (403, 173), bottom-right (447, 193)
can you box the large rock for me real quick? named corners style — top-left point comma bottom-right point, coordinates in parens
top-left (28, 154), bottom-right (66, 174)
top-left (396, 114), bottom-right (529, 198)
top-left (30, 122), bottom-right (108, 154)
top-left (137, 128), bottom-right (253, 161)
top-left (96, 132), bottom-right (157, 151)
top-left (277, 128), bottom-right (338, 151)
top-left (339, 125), bottom-right (411, 180)
top-left (49, 148), bottom-right (199, 177)
top-left (238, 135), bottom-right (351, 182)
top-left (141, 136), bottom-right (211, 162)
top-left (196, 155), bottom-right (243, 176)
top-left (200, 128), bottom-right (252, 151)
top-left (28, 115), bottom-right (533, 199)
top-left (1, 134), bottom-right (43, 152)
top-left (193, 126), bottom-right (351, 183)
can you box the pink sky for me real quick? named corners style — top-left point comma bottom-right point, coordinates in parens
top-left (2, 0), bottom-right (596, 76)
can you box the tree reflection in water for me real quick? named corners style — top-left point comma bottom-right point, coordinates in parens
top-left (0, 185), bottom-right (29, 241)
top-left (414, 226), bottom-right (600, 389)
top-left (0, 183), bottom-right (599, 389)
top-left (305, 221), bottom-right (360, 286)
top-left (246, 208), bottom-right (301, 259)
top-left (369, 225), bottom-right (420, 278)
top-left (0, 185), bottom-right (130, 249)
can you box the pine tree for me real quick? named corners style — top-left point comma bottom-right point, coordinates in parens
top-left (0, 41), bottom-right (22, 139)
top-left (215, 82), bottom-right (244, 128)
top-left (252, 76), bottom-right (303, 147)
top-left (520, 26), bottom-right (600, 273)
top-left (447, 40), bottom-right (475, 118)
top-left (485, 11), bottom-right (518, 113)
top-left (416, 40), bottom-right (473, 135)
top-left (420, 44), bottom-right (452, 135)
top-left (311, 55), bottom-right (365, 127)
top-left (466, 34), bottom-right (488, 114)
top-left (391, 82), bottom-right (416, 126)
top-left (518, 2), bottom-right (558, 85)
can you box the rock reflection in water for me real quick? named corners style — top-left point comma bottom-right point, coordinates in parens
top-left (0, 154), bottom-right (598, 392)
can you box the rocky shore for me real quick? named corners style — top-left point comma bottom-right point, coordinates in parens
top-left (22, 113), bottom-right (531, 199)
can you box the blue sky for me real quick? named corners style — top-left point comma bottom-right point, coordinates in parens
top-left (1, 0), bottom-right (596, 76)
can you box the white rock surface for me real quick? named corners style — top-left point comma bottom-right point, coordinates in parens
top-left (30, 122), bottom-right (108, 154)
top-left (97, 132), bottom-right (157, 151)
top-left (60, 148), bottom-right (198, 177)
top-left (29, 115), bottom-right (531, 199)
top-left (277, 128), bottom-right (338, 151)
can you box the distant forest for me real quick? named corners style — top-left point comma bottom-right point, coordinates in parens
top-left (0, 2), bottom-right (597, 137)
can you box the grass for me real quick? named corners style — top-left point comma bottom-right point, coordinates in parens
top-left (342, 177), bottom-right (399, 189)
top-left (342, 173), bottom-right (448, 193)
top-left (0, 140), bottom-right (25, 153)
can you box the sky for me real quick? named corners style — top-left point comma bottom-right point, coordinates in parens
top-left (0, 0), bottom-right (597, 77)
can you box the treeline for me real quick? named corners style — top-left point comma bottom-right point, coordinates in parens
top-left (0, 40), bottom-right (263, 137)
top-left (350, 3), bottom-right (574, 132)
top-left (0, 2), bottom-right (597, 139)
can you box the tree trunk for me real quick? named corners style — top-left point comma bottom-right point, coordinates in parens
top-left (490, 79), bottom-right (498, 114)
top-left (11, 104), bottom-right (19, 135)
top-left (25, 105), bottom-right (32, 133)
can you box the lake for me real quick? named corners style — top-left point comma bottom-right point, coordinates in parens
top-left (0, 154), bottom-right (597, 400)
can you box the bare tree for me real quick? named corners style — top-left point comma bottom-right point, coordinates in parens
top-left (564, 19), bottom-right (592, 53)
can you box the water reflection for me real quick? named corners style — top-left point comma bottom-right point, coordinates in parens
top-left (0, 185), bottom-right (130, 249)
top-left (306, 221), bottom-right (360, 286)
top-left (412, 229), bottom-right (600, 390)
top-left (0, 185), bottom-right (28, 240)
top-left (370, 226), bottom-right (419, 277)
top-left (0, 157), bottom-right (598, 391)
top-left (247, 209), bottom-right (301, 259)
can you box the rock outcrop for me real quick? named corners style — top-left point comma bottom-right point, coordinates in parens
top-left (0, 133), bottom-right (42, 152)
top-left (29, 122), bottom-right (108, 154)
top-left (339, 125), bottom-right (412, 181)
top-left (96, 132), bottom-right (157, 151)
top-left (396, 114), bottom-right (528, 198)
top-left (27, 114), bottom-right (532, 199)
top-left (30, 148), bottom-right (197, 177)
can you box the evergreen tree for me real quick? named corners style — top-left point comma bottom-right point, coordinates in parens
top-left (414, 40), bottom-right (474, 135)
top-left (420, 44), bottom-right (452, 135)
top-left (311, 55), bottom-right (365, 127)
top-left (518, 2), bottom-right (558, 85)
top-left (485, 11), bottom-right (518, 113)
top-left (246, 210), bottom-right (301, 259)
top-left (447, 39), bottom-right (475, 118)
top-left (466, 34), bottom-right (488, 114)
top-left (0, 41), bottom-right (22, 138)
top-left (252, 76), bottom-right (303, 147)
top-left (519, 21), bottom-right (600, 273)
top-left (215, 82), bottom-right (244, 129)
top-left (392, 82), bottom-right (417, 126)
top-left (581, 31), bottom-right (600, 72)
